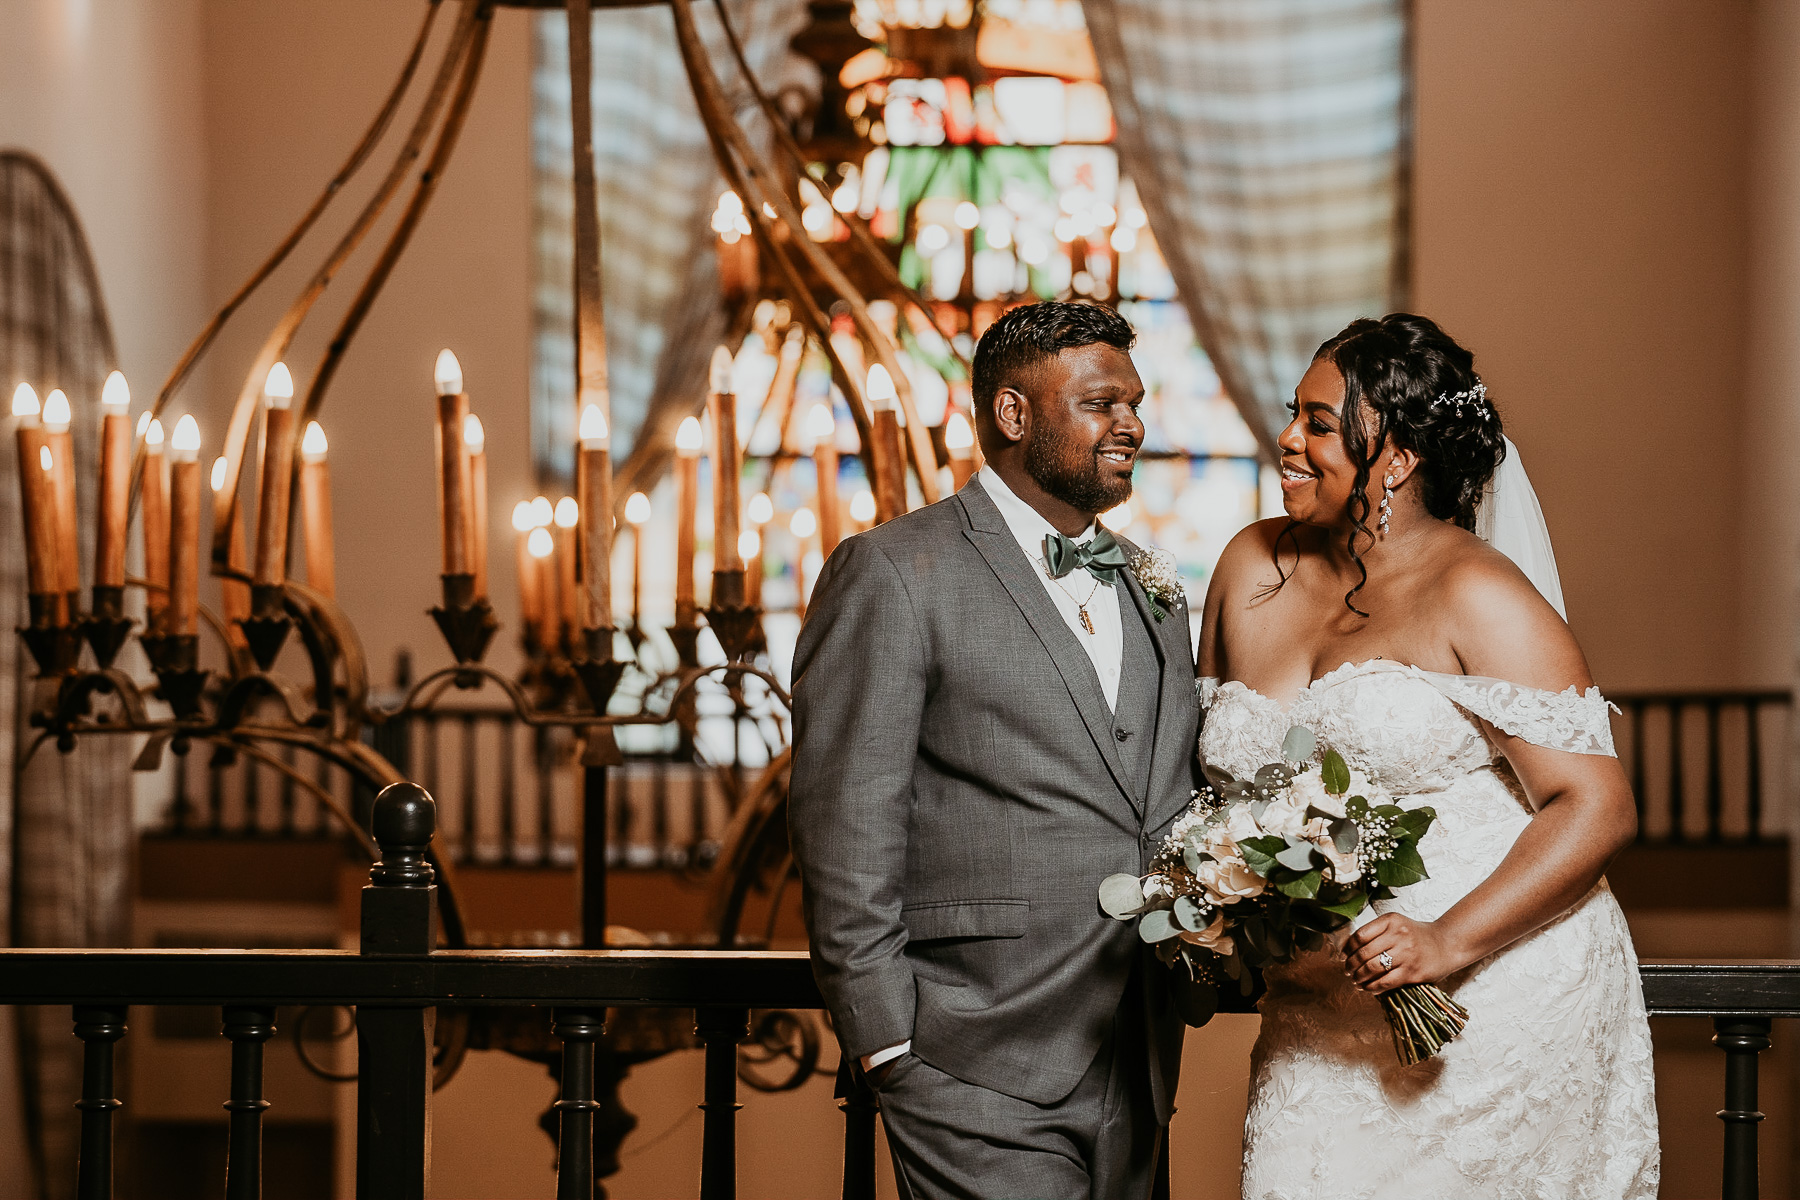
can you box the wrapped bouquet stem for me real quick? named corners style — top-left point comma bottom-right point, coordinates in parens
top-left (1100, 725), bottom-right (1468, 1065)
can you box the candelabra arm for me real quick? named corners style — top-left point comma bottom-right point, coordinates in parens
top-left (214, 671), bottom-right (318, 733)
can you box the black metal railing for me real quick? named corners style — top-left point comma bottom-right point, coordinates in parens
top-left (9, 783), bottom-right (863, 1200)
top-left (1611, 690), bottom-right (1791, 844)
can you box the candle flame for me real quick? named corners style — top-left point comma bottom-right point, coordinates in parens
top-left (38, 446), bottom-right (52, 472)
top-left (211, 456), bottom-right (230, 493)
top-left (101, 371), bottom-right (130, 413)
top-left (866, 364), bottom-right (897, 409)
top-left (578, 404), bottom-right (608, 444)
top-left (709, 346), bottom-right (735, 394)
top-left (790, 506), bottom-right (818, 539)
top-left (511, 500), bottom-right (535, 532)
top-left (462, 413), bottom-right (485, 453)
top-left (145, 418), bottom-right (165, 448)
top-left (674, 416), bottom-right (704, 454)
top-left (302, 421), bottom-right (329, 460)
top-left (624, 491), bottom-right (652, 525)
top-left (527, 527), bottom-right (554, 558)
top-left (944, 411), bottom-right (975, 451)
top-left (738, 529), bottom-right (761, 560)
top-left (554, 496), bottom-right (579, 528)
top-left (136, 410), bottom-right (152, 436)
top-left (850, 489), bottom-right (877, 523)
top-left (42, 390), bottom-right (71, 431)
top-left (10, 382), bottom-right (38, 418)
top-left (954, 201), bottom-right (981, 231)
top-left (434, 349), bottom-right (463, 396)
top-left (529, 495), bottom-right (554, 527)
top-left (171, 414), bottom-right (202, 453)
top-left (263, 361), bottom-right (294, 405)
top-left (805, 403), bottom-right (836, 443)
top-left (747, 492), bottom-right (774, 526)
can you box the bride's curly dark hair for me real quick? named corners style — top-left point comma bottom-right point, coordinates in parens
top-left (1289, 313), bottom-right (1506, 614)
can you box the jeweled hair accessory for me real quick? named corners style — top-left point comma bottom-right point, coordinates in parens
top-left (1432, 379), bottom-right (1491, 419)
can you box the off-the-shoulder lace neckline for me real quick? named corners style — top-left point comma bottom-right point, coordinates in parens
top-left (1214, 657), bottom-right (1404, 711)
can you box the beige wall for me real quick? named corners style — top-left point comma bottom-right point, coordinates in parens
top-left (1414, 0), bottom-right (1758, 691)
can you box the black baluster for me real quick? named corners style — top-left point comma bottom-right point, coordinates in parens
top-left (461, 712), bottom-right (477, 861)
top-left (209, 743), bottom-right (230, 835)
top-left (552, 1009), bottom-right (606, 1200)
top-left (537, 727), bottom-right (556, 865)
top-left (499, 715), bottom-right (518, 864)
top-left (72, 1005), bottom-right (127, 1200)
top-left (1628, 702), bottom-right (1646, 831)
top-left (1668, 701), bottom-right (1686, 842)
top-left (356, 782), bottom-right (439, 1200)
top-left (582, 764), bottom-right (608, 947)
top-left (1705, 700), bottom-right (1723, 842)
top-left (1715, 1016), bottom-right (1771, 1200)
top-left (279, 742), bottom-right (298, 837)
top-left (695, 1007), bottom-right (748, 1200)
top-left (223, 1005), bottom-right (277, 1200)
top-left (1745, 699), bottom-right (1764, 843)
top-left (839, 1068), bottom-right (877, 1200)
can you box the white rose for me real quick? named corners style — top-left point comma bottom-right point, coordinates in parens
top-left (1259, 795), bottom-right (1308, 840)
top-left (1287, 771), bottom-right (1345, 818)
top-left (1320, 840), bottom-right (1362, 884)
top-left (1177, 908), bottom-right (1235, 955)
top-left (1221, 804), bottom-right (1262, 844)
top-left (1195, 857), bottom-right (1265, 902)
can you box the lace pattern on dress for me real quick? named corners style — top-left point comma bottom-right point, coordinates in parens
top-left (1414, 669), bottom-right (1619, 757)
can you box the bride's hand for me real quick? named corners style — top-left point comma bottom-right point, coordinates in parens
top-left (1343, 914), bottom-right (1466, 994)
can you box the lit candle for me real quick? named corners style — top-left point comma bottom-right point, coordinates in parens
top-left (11, 384), bottom-right (58, 602)
top-left (42, 390), bottom-right (78, 600)
top-left (806, 403), bottom-right (842, 558)
top-left (95, 371), bottom-right (131, 592)
top-left (849, 488), bottom-right (877, 527)
top-left (624, 490), bottom-right (651, 636)
top-left (168, 415), bottom-right (203, 636)
top-left (577, 403), bottom-right (612, 632)
top-left (513, 501), bottom-right (542, 649)
top-left (790, 506), bottom-right (818, 614)
top-left (674, 416), bottom-right (702, 626)
top-left (434, 349), bottom-right (470, 577)
top-left (253, 362), bottom-right (296, 587)
top-left (142, 417), bottom-right (169, 630)
top-left (554, 496), bottom-right (579, 653)
top-left (866, 365), bottom-right (907, 525)
top-left (300, 421), bottom-right (335, 598)
top-left (463, 413), bottom-right (488, 599)
top-left (746, 491), bottom-right (772, 610)
top-left (527, 525), bottom-right (555, 649)
top-left (212, 455), bottom-right (251, 628)
top-left (944, 411), bottom-right (976, 491)
top-left (707, 346), bottom-right (742, 572)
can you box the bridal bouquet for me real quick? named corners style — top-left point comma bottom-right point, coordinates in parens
top-left (1099, 726), bottom-right (1469, 1065)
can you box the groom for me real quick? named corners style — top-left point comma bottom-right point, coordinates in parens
top-left (790, 302), bottom-right (1201, 1199)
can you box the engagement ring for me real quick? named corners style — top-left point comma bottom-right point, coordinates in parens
top-left (1378, 951), bottom-right (1394, 970)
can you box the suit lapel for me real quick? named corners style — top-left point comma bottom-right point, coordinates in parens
top-left (1119, 543), bottom-right (1200, 832)
top-left (958, 483), bottom-right (1138, 812)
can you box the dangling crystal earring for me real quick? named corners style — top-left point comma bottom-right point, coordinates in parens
top-left (1379, 471), bottom-right (1396, 535)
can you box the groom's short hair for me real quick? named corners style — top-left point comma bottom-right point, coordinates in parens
top-left (970, 301), bottom-right (1137, 446)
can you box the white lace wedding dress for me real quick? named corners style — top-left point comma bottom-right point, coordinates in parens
top-left (1199, 659), bottom-right (1659, 1200)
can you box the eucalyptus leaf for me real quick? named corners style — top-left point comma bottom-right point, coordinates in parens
top-left (1249, 798), bottom-right (1271, 824)
top-left (1276, 869), bottom-right (1323, 900)
top-left (1139, 908), bottom-right (1183, 943)
top-left (1330, 818), bottom-right (1360, 854)
top-left (1375, 841), bottom-right (1429, 889)
top-left (1203, 764), bottom-right (1238, 791)
top-left (1346, 794), bottom-right (1371, 818)
top-left (1099, 873), bottom-right (1149, 919)
top-left (1155, 937), bottom-right (1183, 966)
top-left (1182, 845), bottom-right (1208, 876)
top-left (1255, 762), bottom-right (1296, 788)
top-left (1276, 841), bottom-right (1321, 872)
top-left (1321, 749), bottom-right (1351, 795)
top-left (1174, 895), bottom-right (1210, 932)
top-left (1282, 725), bottom-right (1317, 763)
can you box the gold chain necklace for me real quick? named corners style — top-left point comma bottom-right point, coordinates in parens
top-left (1044, 564), bottom-right (1103, 635)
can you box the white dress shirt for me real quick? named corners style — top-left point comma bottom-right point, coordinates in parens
top-left (862, 469), bottom-right (1129, 1075)
top-left (978, 465), bottom-right (1125, 711)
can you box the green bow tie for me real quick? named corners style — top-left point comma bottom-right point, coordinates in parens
top-left (1043, 527), bottom-right (1128, 586)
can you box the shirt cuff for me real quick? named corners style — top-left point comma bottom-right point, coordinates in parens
top-left (861, 1040), bottom-right (911, 1072)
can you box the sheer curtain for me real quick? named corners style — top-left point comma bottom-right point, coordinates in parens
top-left (1083, 0), bottom-right (1411, 455)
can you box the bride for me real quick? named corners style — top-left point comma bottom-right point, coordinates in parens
top-left (1197, 313), bottom-right (1659, 1198)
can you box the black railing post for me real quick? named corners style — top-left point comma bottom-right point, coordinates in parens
top-left (1715, 1015), bottom-right (1771, 1200)
top-left (838, 1069), bottom-right (877, 1200)
top-left (72, 1005), bottom-right (127, 1200)
top-left (356, 782), bottom-right (439, 1200)
top-left (695, 1006), bottom-right (748, 1200)
top-left (552, 1008), bottom-right (606, 1200)
top-left (223, 1005), bottom-right (277, 1200)
top-left (581, 764), bottom-right (608, 947)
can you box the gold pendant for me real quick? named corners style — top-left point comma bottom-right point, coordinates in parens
top-left (1078, 606), bottom-right (1094, 635)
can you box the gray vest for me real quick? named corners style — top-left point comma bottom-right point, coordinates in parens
top-left (1109, 585), bottom-right (1162, 807)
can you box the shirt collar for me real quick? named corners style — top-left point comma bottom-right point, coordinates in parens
top-left (978, 465), bottom-right (1096, 568)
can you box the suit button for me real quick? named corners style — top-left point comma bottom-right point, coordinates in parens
top-left (1115, 728), bottom-right (1131, 742)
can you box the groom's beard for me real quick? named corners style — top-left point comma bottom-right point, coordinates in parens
top-left (1024, 425), bottom-right (1134, 516)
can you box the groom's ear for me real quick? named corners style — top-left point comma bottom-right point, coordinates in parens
top-left (993, 386), bottom-right (1029, 445)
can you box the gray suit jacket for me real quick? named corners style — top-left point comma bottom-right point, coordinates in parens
top-left (789, 478), bottom-right (1200, 1116)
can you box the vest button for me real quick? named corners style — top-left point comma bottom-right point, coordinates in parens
top-left (1115, 728), bottom-right (1130, 741)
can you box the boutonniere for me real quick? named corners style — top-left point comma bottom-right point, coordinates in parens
top-left (1127, 546), bottom-right (1185, 622)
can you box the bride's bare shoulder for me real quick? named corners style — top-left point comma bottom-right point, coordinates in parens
top-left (1211, 518), bottom-right (1297, 590)
top-left (1431, 531), bottom-right (1590, 687)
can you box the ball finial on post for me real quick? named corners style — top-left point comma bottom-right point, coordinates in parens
top-left (370, 782), bottom-right (437, 889)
